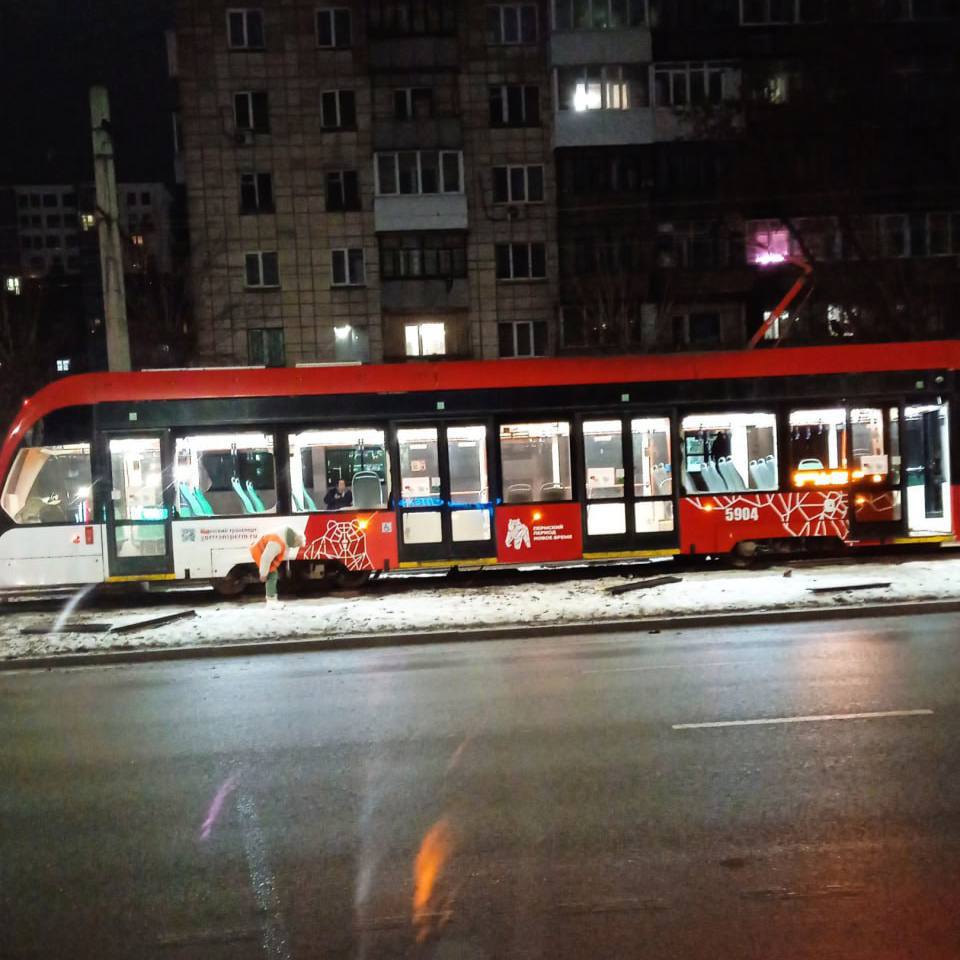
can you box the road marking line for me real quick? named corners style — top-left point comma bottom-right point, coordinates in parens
top-left (237, 794), bottom-right (292, 960)
top-left (673, 709), bottom-right (933, 730)
top-left (584, 659), bottom-right (760, 674)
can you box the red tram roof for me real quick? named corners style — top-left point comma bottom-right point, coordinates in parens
top-left (2, 340), bottom-right (958, 485)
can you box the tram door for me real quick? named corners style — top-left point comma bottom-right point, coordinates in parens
top-left (903, 401), bottom-right (952, 536)
top-left (847, 405), bottom-right (906, 537)
top-left (579, 415), bottom-right (678, 555)
top-left (104, 432), bottom-right (174, 578)
top-left (394, 422), bottom-right (495, 564)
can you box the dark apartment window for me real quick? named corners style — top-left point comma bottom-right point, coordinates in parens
top-left (17, 195), bottom-right (27, 209)
top-left (46, 215), bottom-right (61, 228)
top-left (331, 248), bottom-right (365, 286)
top-left (18, 216), bottom-right (29, 228)
top-left (321, 89), bottom-right (357, 129)
top-left (489, 84), bottom-right (540, 126)
top-left (227, 8), bottom-right (265, 49)
top-left (42, 193), bottom-right (57, 208)
top-left (498, 320), bottom-right (547, 357)
top-left (127, 192), bottom-right (137, 206)
top-left (316, 7), bottom-right (352, 47)
top-left (30, 195), bottom-right (40, 208)
top-left (376, 150), bottom-right (462, 195)
top-left (380, 233), bottom-right (467, 279)
top-left (248, 328), bottom-right (285, 366)
top-left (368, 0), bottom-right (456, 36)
top-left (554, 0), bottom-right (647, 29)
top-left (45, 236), bottom-right (59, 248)
top-left (31, 215), bottom-right (41, 226)
top-left (486, 4), bottom-right (538, 43)
top-left (234, 91), bottom-right (270, 132)
top-left (740, 0), bottom-right (825, 24)
top-left (141, 191), bottom-right (151, 205)
top-left (244, 251), bottom-right (280, 288)
top-left (654, 62), bottom-right (727, 108)
top-left (495, 242), bottom-right (547, 279)
top-left (62, 192), bottom-right (77, 208)
top-left (394, 87), bottom-right (434, 120)
top-left (492, 164), bottom-right (544, 203)
top-left (240, 172), bottom-right (274, 213)
top-left (326, 170), bottom-right (360, 211)
top-left (673, 310), bottom-right (721, 349)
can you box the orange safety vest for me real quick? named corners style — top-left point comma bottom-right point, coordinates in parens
top-left (250, 533), bottom-right (287, 574)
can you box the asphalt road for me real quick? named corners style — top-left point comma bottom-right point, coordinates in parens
top-left (2, 613), bottom-right (959, 960)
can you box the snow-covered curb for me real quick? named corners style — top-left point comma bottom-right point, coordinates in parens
top-left (2, 557), bottom-right (958, 662)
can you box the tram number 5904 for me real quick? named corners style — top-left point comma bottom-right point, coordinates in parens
top-left (724, 506), bottom-right (759, 522)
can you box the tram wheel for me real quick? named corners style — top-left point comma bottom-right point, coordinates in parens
top-left (329, 565), bottom-right (372, 590)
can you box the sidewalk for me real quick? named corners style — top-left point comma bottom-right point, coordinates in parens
top-left (2, 555), bottom-right (960, 666)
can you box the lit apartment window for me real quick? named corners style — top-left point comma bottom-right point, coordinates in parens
top-left (316, 7), bottom-right (352, 47)
top-left (56, 358), bottom-right (71, 373)
top-left (234, 91), bottom-right (270, 132)
top-left (558, 65), bottom-right (647, 111)
top-left (325, 170), bottom-right (360, 211)
top-left (405, 322), bottom-right (446, 357)
top-left (240, 172), bottom-right (274, 213)
top-left (486, 4), bottom-right (538, 43)
top-left (5, 276), bottom-right (22, 296)
top-left (331, 248), bottom-right (365, 286)
top-left (489, 85), bottom-right (540, 127)
top-left (248, 328), bottom-right (285, 366)
top-left (227, 9), bottom-right (264, 48)
top-left (394, 86), bottom-right (433, 119)
top-left (375, 151), bottom-right (462, 195)
top-left (131, 234), bottom-right (145, 247)
top-left (554, 0), bottom-right (647, 29)
top-left (654, 62), bottom-right (731, 107)
top-left (740, 0), bottom-right (825, 24)
top-left (498, 320), bottom-right (547, 357)
top-left (492, 164), bottom-right (544, 203)
top-left (244, 251), bottom-right (280, 288)
top-left (495, 242), bottom-right (547, 280)
top-left (80, 212), bottom-right (96, 230)
top-left (321, 89), bottom-right (356, 129)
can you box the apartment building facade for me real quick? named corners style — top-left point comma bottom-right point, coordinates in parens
top-left (175, 0), bottom-right (960, 367)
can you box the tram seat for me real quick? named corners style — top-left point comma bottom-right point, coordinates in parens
top-left (505, 483), bottom-right (532, 503)
top-left (245, 480), bottom-right (267, 512)
top-left (749, 458), bottom-right (775, 489)
top-left (303, 489), bottom-right (318, 511)
top-left (683, 469), bottom-right (706, 494)
top-left (539, 482), bottom-right (566, 501)
top-left (717, 457), bottom-right (746, 490)
top-left (699, 461), bottom-right (727, 492)
top-left (194, 487), bottom-right (214, 516)
top-left (292, 491), bottom-right (304, 512)
top-left (231, 476), bottom-right (255, 514)
top-left (353, 472), bottom-right (384, 509)
top-left (179, 483), bottom-right (202, 517)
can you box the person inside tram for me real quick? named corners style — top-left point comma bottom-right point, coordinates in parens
top-left (324, 478), bottom-right (353, 511)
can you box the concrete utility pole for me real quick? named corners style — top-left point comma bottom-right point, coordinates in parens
top-left (89, 85), bottom-right (131, 372)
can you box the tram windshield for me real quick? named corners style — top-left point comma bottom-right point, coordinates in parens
top-left (1, 442), bottom-right (92, 524)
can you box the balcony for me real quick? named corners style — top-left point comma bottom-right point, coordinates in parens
top-left (550, 27), bottom-right (651, 67)
top-left (380, 278), bottom-right (470, 313)
top-left (368, 35), bottom-right (459, 72)
top-left (554, 108), bottom-right (654, 147)
top-left (374, 194), bottom-right (467, 232)
top-left (372, 117), bottom-right (462, 152)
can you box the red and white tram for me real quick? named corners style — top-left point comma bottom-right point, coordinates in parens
top-left (0, 341), bottom-right (956, 592)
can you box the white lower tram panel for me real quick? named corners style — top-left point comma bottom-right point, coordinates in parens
top-left (0, 516), bottom-right (312, 590)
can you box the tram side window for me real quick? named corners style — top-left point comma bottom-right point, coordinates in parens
top-left (681, 412), bottom-right (777, 494)
top-left (175, 433), bottom-right (276, 516)
top-left (288, 428), bottom-right (388, 511)
top-left (789, 408), bottom-right (848, 487)
top-left (1, 442), bottom-right (92, 524)
top-left (500, 421), bottom-right (572, 503)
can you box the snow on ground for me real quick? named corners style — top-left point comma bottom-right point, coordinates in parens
top-left (2, 556), bottom-right (960, 661)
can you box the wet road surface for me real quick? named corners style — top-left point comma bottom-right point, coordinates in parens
top-left (2, 612), bottom-right (959, 959)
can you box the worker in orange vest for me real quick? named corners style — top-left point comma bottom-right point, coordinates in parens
top-left (250, 527), bottom-right (306, 604)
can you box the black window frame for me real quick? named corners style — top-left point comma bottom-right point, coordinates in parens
top-left (495, 241), bottom-right (547, 280)
top-left (489, 84), bottom-right (540, 127)
top-left (239, 171), bottom-right (274, 214)
top-left (247, 327), bottom-right (285, 366)
top-left (234, 90), bottom-right (270, 133)
top-left (498, 319), bottom-right (548, 357)
top-left (321, 89), bottom-right (357, 130)
top-left (325, 169), bottom-right (361, 211)
top-left (331, 247), bottom-right (366, 286)
top-left (316, 7), bottom-right (352, 47)
top-left (227, 9), bottom-right (265, 49)
top-left (244, 251), bottom-right (280, 288)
